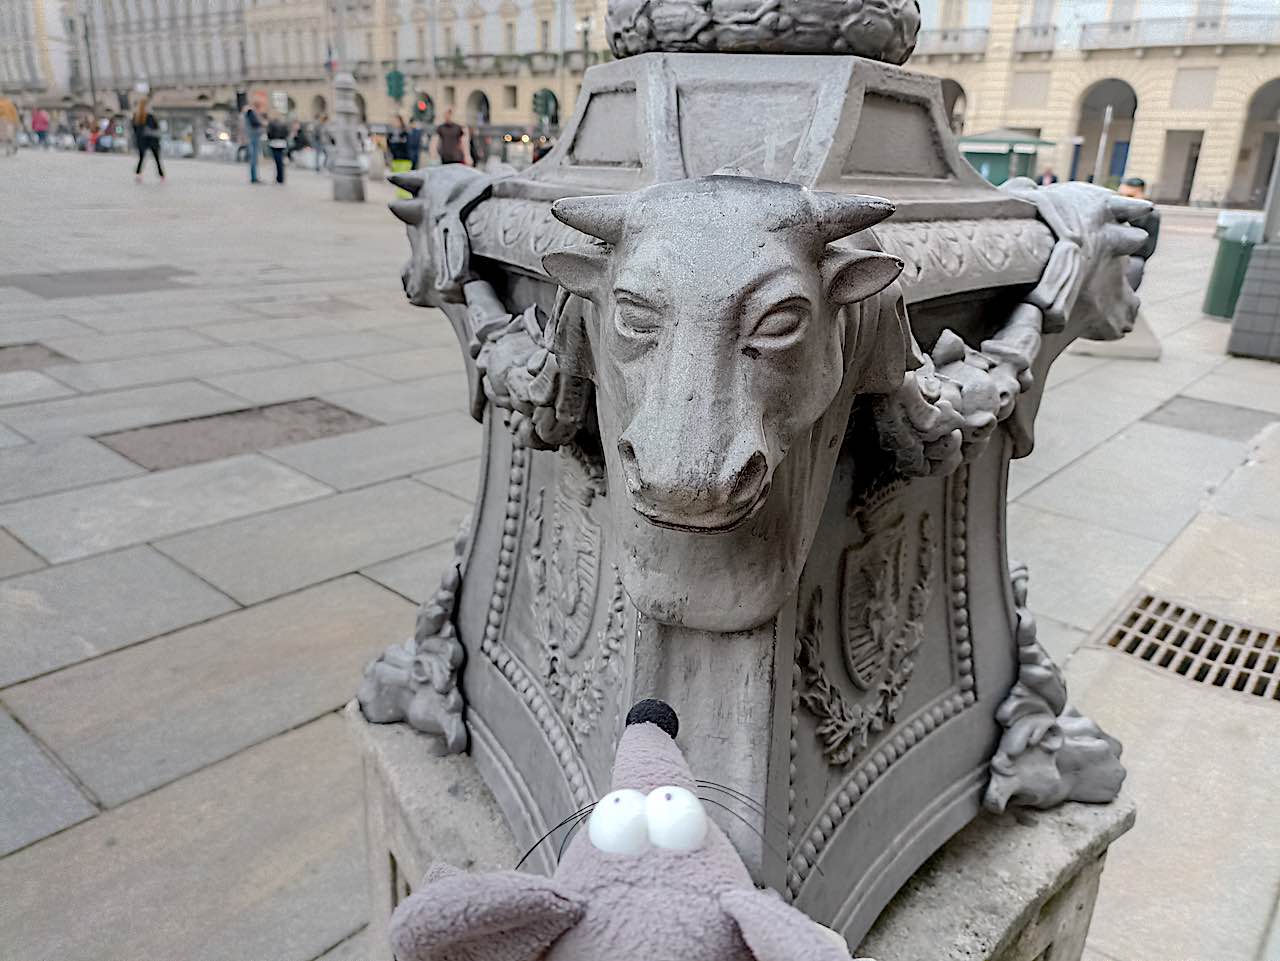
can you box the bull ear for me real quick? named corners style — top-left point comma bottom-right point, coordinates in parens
top-left (390, 199), bottom-right (423, 226)
top-left (823, 247), bottom-right (904, 306)
top-left (543, 243), bottom-right (610, 302)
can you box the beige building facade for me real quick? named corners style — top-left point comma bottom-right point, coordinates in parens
top-left (910, 0), bottom-right (1280, 206)
top-left (1, 1), bottom-right (74, 102)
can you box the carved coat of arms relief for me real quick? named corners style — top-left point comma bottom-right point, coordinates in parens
top-left (525, 448), bottom-right (626, 746)
top-left (796, 484), bottom-right (937, 767)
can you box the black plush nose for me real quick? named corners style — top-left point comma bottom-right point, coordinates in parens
top-left (626, 699), bottom-right (679, 739)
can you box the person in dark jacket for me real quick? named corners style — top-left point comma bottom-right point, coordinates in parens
top-left (132, 98), bottom-right (163, 182)
top-left (406, 118), bottom-right (423, 170)
top-left (266, 113), bottom-right (290, 184)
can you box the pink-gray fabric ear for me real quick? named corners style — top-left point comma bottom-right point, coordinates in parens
top-left (721, 887), bottom-right (854, 961)
top-left (389, 866), bottom-right (584, 961)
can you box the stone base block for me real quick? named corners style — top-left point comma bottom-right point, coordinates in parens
top-left (347, 702), bottom-right (1134, 961)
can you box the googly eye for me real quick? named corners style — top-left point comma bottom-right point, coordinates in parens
top-left (588, 789), bottom-right (649, 855)
top-left (645, 785), bottom-right (708, 851)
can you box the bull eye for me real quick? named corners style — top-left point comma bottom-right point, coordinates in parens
top-left (614, 291), bottom-right (663, 340)
top-left (747, 298), bottom-right (810, 349)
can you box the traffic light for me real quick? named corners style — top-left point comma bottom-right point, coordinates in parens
top-left (385, 69), bottom-right (405, 102)
top-left (412, 96), bottom-right (434, 123)
top-left (532, 89), bottom-right (557, 127)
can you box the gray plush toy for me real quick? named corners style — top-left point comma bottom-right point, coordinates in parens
top-left (390, 700), bottom-right (861, 961)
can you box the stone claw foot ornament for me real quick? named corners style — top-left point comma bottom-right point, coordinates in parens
top-left (984, 564), bottom-right (1125, 813)
top-left (358, 516), bottom-right (471, 754)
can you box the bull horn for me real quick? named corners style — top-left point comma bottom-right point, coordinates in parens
top-left (550, 193), bottom-right (631, 245)
top-left (389, 199), bottom-right (424, 226)
top-left (1107, 194), bottom-right (1153, 223)
top-left (807, 191), bottom-right (897, 244)
top-left (388, 171), bottom-right (426, 196)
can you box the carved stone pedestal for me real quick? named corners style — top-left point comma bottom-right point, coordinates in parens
top-left (347, 702), bottom-right (1133, 961)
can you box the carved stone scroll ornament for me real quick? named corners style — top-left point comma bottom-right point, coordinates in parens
top-left (984, 564), bottom-right (1126, 813)
top-left (357, 516), bottom-right (471, 754)
top-left (874, 178), bottom-right (1154, 478)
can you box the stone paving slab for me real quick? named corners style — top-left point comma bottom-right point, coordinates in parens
top-left (203, 360), bottom-right (385, 404)
top-left (1067, 648), bottom-right (1280, 961)
top-left (316, 927), bottom-right (369, 961)
top-left (346, 346), bottom-right (464, 381)
top-left (323, 372), bottom-right (470, 423)
top-left (414, 456), bottom-right (482, 503)
top-left (198, 314), bottom-right (354, 344)
top-left (64, 302), bottom-right (261, 332)
top-left (264, 331), bottom-right (411, 362)
top-left (0, 369), bottom-right (77, 405)
top-left (0, 380), bottom-right (249, 442)
top-left (0, 715), bottom-right (367, 961)
top-left (0, 529), bottom-right (45, 579)
top-left (0, 343), bottom-right (73, 373)
top-left (361, 539), bottom-right (459, 605)
top-left (0, 423), bottom-right (28, 447)
top-left (157, 479), bottom-right (469, 604)
top-left (1067, 353), bottom-right (1221, 402)
top-left (0, 546), bottom-right (238, 687)
top-left (0, 315), bottom-right (91, 345)
top-left (0, 709), bottom-right (97, 856)
top-left (4, 576), bottom-right (413, 807)
top-left (97, 398), bottom-right (378, 472)
top-left (267, 412), bottom-right (481, 490)
top-left (1022, 380), bottom-right (1162, 477)
top-left (1007, 504), bottom-right (1166, 633)
top-left (0, 436), bottom-right (144, 503)
top-left (1208, 423), bottom-right (1280, 527)
top-left (42, 327), bottom-right (218, 362)
top-left (1142, 394), bottom-right (1279, 442)
top-left (42, 344), bottom-right (293, 392)
top-left (1183, 368), bottom-right (1280, 416)
top-left (0, 453), bottom-right (333, 563)
top-left (1138, 512), bottom-right (1280, 629)
top-left (378, 318), bottom-right (464, 348)
top-left (1019, 422), bottom-right (1245, 543)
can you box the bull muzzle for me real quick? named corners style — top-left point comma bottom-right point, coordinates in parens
top-left (616, 434), bottom-right (772, 533)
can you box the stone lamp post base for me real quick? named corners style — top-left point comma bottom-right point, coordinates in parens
top-left (345, 702), bottom-right (1134, 961)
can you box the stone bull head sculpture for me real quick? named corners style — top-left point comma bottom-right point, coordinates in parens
top-left (541, 175), bottom-right (909, 631)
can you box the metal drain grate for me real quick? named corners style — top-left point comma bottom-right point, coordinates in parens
top-left (1104, 594), bottom-right (1280, 702)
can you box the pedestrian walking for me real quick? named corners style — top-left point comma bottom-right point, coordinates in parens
top-left (132, 98), bottom-right (164, 182)
top-left (314, 114), bottom-right (331, 171)
top-left (266, 113), bottom-right (290, 184)
top-left (243, 102), bottom-right (264, 183)
top-left (31, 107), bottom-right (49, 148)
top-left (430, 108), bottom-right (471, 166)
top-left (388, 115), bottom-right (413, 196)
top-left (407, 118), bottom-right (423, 170)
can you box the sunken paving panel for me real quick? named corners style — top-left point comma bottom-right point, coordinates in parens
top-left (1101, 592), bottom-right (1280, 702)
top-left (96, 399), bottom-right (379, 471)
top-left (0, 343), bottom-right (75, 373)
top-left (0, 266), bottom-right (194, 300)
top-left (1143, 395), bottom-right (1280, 443)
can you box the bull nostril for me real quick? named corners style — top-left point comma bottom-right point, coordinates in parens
top-left (728, 450), bottom-right (769, 508)
top-left (617, 439), bottom-right (644, 494)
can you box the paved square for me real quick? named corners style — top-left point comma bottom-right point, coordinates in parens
top-left (1, 152), bottom-right (1278, 961)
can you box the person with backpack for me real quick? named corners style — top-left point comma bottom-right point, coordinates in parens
top-left (266, 113), bottom-right (290, 184)
top-left (132, 98), bottom-right (163, 182)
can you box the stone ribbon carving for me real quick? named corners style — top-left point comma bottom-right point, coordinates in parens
top-left (985, 565), bottom-right (1126, 812)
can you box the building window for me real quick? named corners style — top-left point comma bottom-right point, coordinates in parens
top-left (366, 31), bottom-right (374, 60)
top-left (444, 26), bottom-right (454, 54)
top-left (416, 27), bottom-right (425, 59)
top-left (540, 19), bottom-right (550, 50)
top-left (471, 22), bottom-right (481, 51)
top-left (505, 22), bottom-right (515, 53)
top-left (444, 84), bottom-right (456, 106)
top-left (504, 84), bottom-right (517, 108)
